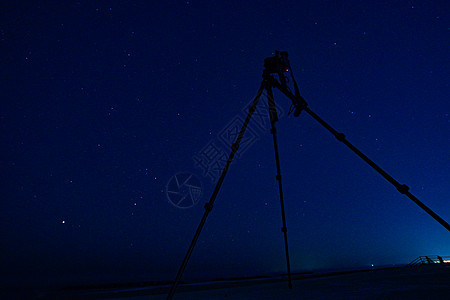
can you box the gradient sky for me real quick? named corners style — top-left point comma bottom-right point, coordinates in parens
top-left (1, 0), bottom-right (449, 287)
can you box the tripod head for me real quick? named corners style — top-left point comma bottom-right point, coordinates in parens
top-left (264, 51), bottom-right (290, 74)
top-left (264, 51), bottom-right (307, 117)
top-left (264, 51), bottom-right (290, 89)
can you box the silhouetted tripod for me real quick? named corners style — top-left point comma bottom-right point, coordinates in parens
top-left (167, 51), bottom-right (450, 299)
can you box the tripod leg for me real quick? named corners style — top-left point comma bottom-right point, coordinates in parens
top-left (266, 86), bottom-right (293, 288)
top-left (303, 106), bottom-right (450, 232)
top-left (272, 79), bottom-right (450, 232)
top-left (167, 84), bottom-right (266, 299)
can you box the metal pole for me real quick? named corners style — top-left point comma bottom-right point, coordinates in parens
top-left (167, 84), bottom-right (266, 299)
top-left (272, 79), bottom-right (450, 232)
top-left (266, 81), bottom-right (293, 288)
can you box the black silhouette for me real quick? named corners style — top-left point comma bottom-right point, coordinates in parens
top-left (167, 51), bottom-right (450, 299)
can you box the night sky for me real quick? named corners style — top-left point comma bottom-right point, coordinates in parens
top-left (1, 1), bottom-right (449, 288)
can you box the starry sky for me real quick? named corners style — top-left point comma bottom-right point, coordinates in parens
top-left (1, 0), bottom-right (449, 288)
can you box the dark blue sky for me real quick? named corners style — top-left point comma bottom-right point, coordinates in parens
top-left (1, 0), bottom-right (449, 287)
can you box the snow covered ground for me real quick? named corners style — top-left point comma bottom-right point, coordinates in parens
top-left (75, 264), bottom-right (450, 299)
top-left (4, 264), bottom-right (449, 299)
